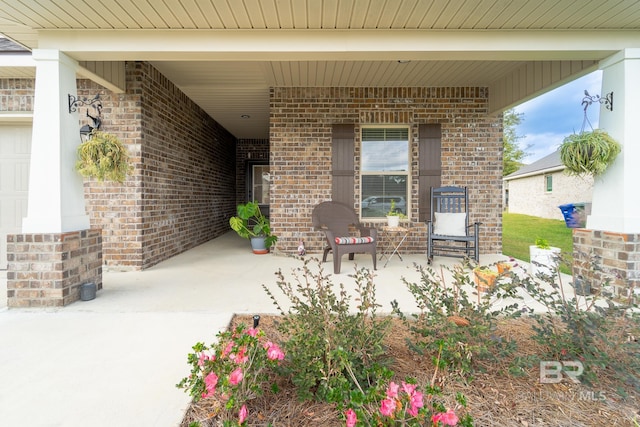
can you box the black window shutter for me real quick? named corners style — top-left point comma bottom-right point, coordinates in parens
top-left (418, 124), bottom-right (442, 222)
top-left (332, 124), bottom-right (355, 205)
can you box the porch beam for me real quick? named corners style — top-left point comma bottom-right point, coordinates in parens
top-left (36, 29), bottom-right (640, 62)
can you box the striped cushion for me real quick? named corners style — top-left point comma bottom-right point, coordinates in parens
top-left (335, 236), bottom-right (374, 245)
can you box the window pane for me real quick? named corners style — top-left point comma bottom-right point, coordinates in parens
top-left (362, 128), bottom-right (409, 171)
top-left (545, 175), bottom-right (553, 192)
top-left (361, 175), bottom-right (407, 218)
top-left (252, 165), bottom-right (270, 204)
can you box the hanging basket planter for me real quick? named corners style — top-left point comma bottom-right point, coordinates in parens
top-left (76, 130), bottom-right (132, 182)
top-left (559, 129), bottom-right (621, 177)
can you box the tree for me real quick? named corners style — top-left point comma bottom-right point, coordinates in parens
top-left (502, 109), bottom-right (530, 176)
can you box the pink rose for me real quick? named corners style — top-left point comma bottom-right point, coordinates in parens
top-left (386, 381), bottom-right (399, 399)
top-left (380, 398), bottom-right (396, 417)
top-left (246, 327), bottom-right (259, 337)
top-left (229, 367), bottom-right (244, 385)
top-left (345, 408), bottom-right (357, 427)
top-left (432, 408), bottom-right (459, 426)
top-left (238, 404), bottom-right (248, 424)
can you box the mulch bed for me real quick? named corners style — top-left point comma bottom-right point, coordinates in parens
top-left (181, 314), bottom-right (639, 426)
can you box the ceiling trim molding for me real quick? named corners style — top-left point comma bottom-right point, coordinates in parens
top-left (35, 29), bottom-right (640, 62)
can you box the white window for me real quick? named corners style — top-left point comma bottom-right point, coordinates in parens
top-left (360, 127), bottom-right (410, 218)
top-left (545, 174), bottom-right (553, 192)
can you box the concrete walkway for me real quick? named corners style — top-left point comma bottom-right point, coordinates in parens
top-left (0, 232), bottom-right (517, 426)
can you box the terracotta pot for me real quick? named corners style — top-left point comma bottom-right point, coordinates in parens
top-left (497, 262), bottom-right (511, 274)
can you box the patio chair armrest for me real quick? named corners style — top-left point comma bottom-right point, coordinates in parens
top-left (358, 225), bottom-right (377, 240)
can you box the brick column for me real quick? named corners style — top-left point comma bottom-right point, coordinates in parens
top-left (6, 230), bottom-right (102, 307)
top-left (573, 229), bottom-right (640, 299)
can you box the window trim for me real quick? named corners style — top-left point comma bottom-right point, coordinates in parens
top-left (359, 125), bottom-right (411, 220)
top-left (545, 174), bottom-right (553, 193)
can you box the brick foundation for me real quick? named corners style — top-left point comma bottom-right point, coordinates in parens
top-left (6, 230), bottom-right (102, 307)
top-left (573, 229), bottom-right (640, 298)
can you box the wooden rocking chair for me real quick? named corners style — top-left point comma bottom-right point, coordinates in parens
top-left (426, 186), bottom-right (480, 264)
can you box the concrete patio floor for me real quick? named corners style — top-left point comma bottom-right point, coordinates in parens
top-left (0, 232), bottom-right (525, 426)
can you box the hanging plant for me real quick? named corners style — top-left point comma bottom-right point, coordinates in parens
top-left (76, 130), bottom-right (132, 182)
top-left (559, 90), bottom-right (621, 177)
top-left (559, 129), bottom-right (621, 177)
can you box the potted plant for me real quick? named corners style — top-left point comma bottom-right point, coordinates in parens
top-left (529, 238), bottom-right (561, 276)
top-left (76, 130), bottom-right (132, 182)
top-left (473, 266), bottom-right (498, 293)
top-left (386, 199), bottom-right (406, 227)
top-left (229, 201), bottom-right (277, 254)
top-left (559, 129), bottom-right (621, 177)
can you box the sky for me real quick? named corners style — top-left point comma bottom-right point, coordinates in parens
top-left (513, 70), bottom-right (603, 164)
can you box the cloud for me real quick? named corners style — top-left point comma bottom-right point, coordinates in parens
top-left (514, 70), bottom-right (603, 164)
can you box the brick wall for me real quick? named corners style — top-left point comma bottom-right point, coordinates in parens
top-left (0, 78), bottom-right (34, 111)
top-left (269, 87), bottom-right (504, 255)
top-left (573, 229), bottom-right (640, 298)
top-left (79, 62), bottom-right (237, 270)
top-left (6, 230), bottom-right (102, 307)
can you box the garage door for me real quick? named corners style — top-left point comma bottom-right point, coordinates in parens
top-left (0, 124), bottom-right (31, 270)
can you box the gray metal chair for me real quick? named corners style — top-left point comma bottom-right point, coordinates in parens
top-left (312, 201), bottom-right (377, 274)
top-left (426, 186), bottom-right (480, 264)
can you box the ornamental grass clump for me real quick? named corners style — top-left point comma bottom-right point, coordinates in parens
top-left (559, 129), bottom-right (621, 177)
top-left (76, 130), bottom-right (132, 182)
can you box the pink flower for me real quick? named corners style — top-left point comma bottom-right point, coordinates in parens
top-left (386, 381), bottom-right (399, 399)
top-left (401, 382), bottom-right (417, 396)
top-left (238, 404), bottom-right (248, 424)
top-left (265, 342), bottom-right (285, 360)
top-left (432, 408), bottom-right (459, 426)
top-left (345, 408), bottom-right (357, 427)
top-left (232, 346), bottom-right (249, 364)
top-left (380, 397), bottom-right (396, 417)
top-left (203, 372), bottom-right (218, 397)
top-left (222, 341), bottom-right (234, 357)
top-left (410, 390), bottom-right (423, 409)
top-left (246, 328), bottom-right (259, 337)
top-left (229, 367), bottom-right (244, 385)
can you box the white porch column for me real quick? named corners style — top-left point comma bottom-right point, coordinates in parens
top-left (22, 49), bottom-right (90, 233)
top-left (587, 48), bottom-right (640, 233)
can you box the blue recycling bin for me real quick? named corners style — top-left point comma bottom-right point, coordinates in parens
top-left (559, 203), bottom-right (588, 228)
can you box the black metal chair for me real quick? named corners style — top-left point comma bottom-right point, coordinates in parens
top-left (312, 201), bottom-right (377, 274)
top-left (426, 186), bottom-right (480, 264)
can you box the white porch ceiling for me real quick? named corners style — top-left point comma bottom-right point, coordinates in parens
top-left (1, 0), bottom-right (639, 139)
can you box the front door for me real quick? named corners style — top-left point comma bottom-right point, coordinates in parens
top-left (248, 161), bottom-right (270, 218)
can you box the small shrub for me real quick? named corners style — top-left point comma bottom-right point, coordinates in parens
top-left (262, 258), bottom-right (392, 402)
top-left (392, 260), bottom-right (522, 376)
top-left (176, 323), bottom-right (284, 426)
top-left (515, 251), bottom-right (640, 390)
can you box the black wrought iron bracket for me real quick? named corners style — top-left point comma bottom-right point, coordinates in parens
top-left (68, 93), bottom-right (102, 113)
top-left (582, 90), bottom-right (613, 112)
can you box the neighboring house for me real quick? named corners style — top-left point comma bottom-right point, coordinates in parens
top-left (0, 1), bottom-right (638, 306)
top-left (504, 151), bottom-right (593, 221)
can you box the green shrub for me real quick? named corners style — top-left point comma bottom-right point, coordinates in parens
top-left (262, 258), bottom-right (392, 402)
top-left (392, 260), bottom-right (522, 376)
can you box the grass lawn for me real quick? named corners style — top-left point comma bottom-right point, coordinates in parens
top-left (502, 212), bottom-right (574, 274)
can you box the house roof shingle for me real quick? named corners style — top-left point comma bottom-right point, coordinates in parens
top-left (505, 150), bottom-right (563, 179)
